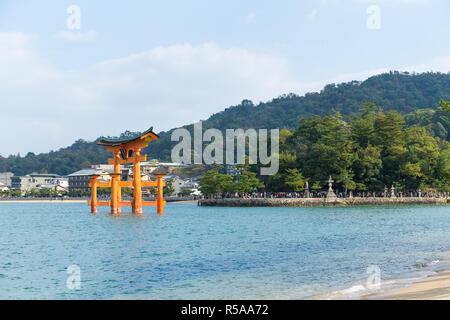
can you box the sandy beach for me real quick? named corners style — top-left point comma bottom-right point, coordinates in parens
top-left (170, 200), bottom-right (198, 204)
top-left (364, 270), bottom-right (450, 300)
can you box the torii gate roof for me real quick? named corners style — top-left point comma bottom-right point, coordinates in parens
top-left (97, 127), bottom-right (159, 147)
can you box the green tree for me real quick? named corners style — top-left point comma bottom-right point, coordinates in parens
top-left (440, 99), bottom-right (450, 115)
top-left (218, 174), bottom-right (237, 194)
top-left (37, 188), bottom-right (52, 197)
top-left (181, 189), bottom-right (194, 196)
top-left (434, 141), bottom-right (450, 191)
top-left (350, 103), bottom-right (378, 148)
top-left (373, 110), bottom-right (407, 186)
top-left (401, 126), bottom-right (440, 189)
top-left (288, 112), bottom-right (355, 191)
top-left (310, 181), bottom-right (323, 192)
top-left (199, 170), bottom-right (222, 197)
top-left (163, 179), bottom-right (175, 195)
top-left (336, 169), bottom-right (356, 194)
top-left (12, 190), bottom-right (22, 197)
top-left (284, 168), bottom-right (306, 192)
top-left (352, 144), bottom-right (382, 190)
top-left (235, 167), bottom-right (264, 193)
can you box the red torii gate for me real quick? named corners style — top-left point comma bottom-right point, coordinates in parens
top-left (89, 127), bottom-right (166, 215)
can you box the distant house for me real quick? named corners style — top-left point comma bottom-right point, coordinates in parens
top-left (0, 182), bottom-right (9, 192)
top-left (11, 173), bottom-right (65, 192)
top-left (57, 178), bottom-right (69, 189)
top-left (223, 164), bottom-right (242, 176)
top-left (120, 160), bottom-right (186, 183)
top-left (38, 184), bottom-right (68, 195)
top-left (163, 175), bottom-right (200, 196)
top-left (68, 169), bottom-right (111, 192)
top-left (90, 164), bottom-right (125, 171)
top-left (0, 172), bottom-right (14, 187)
top-left (139, 160), bottom-right (187, 176)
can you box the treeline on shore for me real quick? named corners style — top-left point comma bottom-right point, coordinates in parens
top-left (199, 100), bottom-right (450, 197)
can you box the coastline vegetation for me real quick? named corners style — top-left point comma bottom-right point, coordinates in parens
top-left (199, 101), bottom-right (450, 197)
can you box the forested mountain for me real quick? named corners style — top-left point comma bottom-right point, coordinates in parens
top-left (147, 71), bottom-right (450, 161)
top-left (2, 71), bottom-right (450, 176)
top-left (205, 71), bottom-right (450, 129)
top-left (198, 101), bottom-right (450, 195)
top-left (268, 102), bottom-right (449, 192)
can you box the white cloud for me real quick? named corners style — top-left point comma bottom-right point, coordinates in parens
top-left (54, 30), bottom-right (97, 42)
top-left (353, 0), bottom-right (434, 4)
top-left (0, 31), bottom-right (449, 156)
top-left (322, 0), bottom-right (434, 4)
top-left (0, 33), bottom-right (302, 155)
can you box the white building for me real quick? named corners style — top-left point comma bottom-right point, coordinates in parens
top-left (0, 182), bottom-right (9, 192)
top-left (68, 169), bottom-right (111, 192)
top-left (11, 173), bottom-right (64, 192)
top-left (139, 160), bottom-right (187, 176)
top-left (0, 172), bottom-right (14, 187)
top-left (163, 175), bottom-right (200, 196)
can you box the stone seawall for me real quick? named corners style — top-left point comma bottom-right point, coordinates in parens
top-left (198, 197), bottom-right (448, 207)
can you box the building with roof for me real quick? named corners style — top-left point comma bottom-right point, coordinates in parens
top-left (68, 169), bottom-right (111, 192)
top-left (0, 172), bottom-right (14, 187)
top-left (37, 184), bottom-right (68, 195)
top-left (223, 164), bottom-right (243, 176)
top-left (162, 175), bottom-right (200, 196)
top-left (139, 160), bottom-right (187, 176)
top-left (90, 164), bottom-right (126, 171)
top-left (11, 173), bottom-right (66, 192)
top-left (0, 182), bottom-right (9, 192)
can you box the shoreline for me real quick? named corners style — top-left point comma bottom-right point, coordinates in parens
top-left (0, 199), bottom-right (198, 204)
top-left (318, 253), bottom-right (450, 300)
top-left (199, 197), bottom-right (448, 207)
top-left (0, 199), bottom-right (87, 203)
top-left (363, 269), bottom-right (450, 300)
top-left (170, 200), bottom-right (197, 204)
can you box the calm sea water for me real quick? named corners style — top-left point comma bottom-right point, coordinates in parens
top-left (0, 202), bottom-right (449, 299)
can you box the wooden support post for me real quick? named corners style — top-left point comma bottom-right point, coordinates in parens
top-left (110, 173), bottom-right (120, 215)
top-left (113, 150), bottom-right (122, 213)
top-left (90, 175), bottom-right (99, 213)
top-left (155, 174), bottom-right (164, 214)
top-left (132, 149), bottom-right (143, 215)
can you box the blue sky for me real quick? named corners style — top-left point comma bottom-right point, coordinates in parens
top-left (0, 0), bottom-right (449, 155)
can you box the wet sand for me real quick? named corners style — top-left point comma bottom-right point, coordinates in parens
top-left (170, 200), bottom-right (198, 204)
top-left (364, 270), bottom-right (450, 300)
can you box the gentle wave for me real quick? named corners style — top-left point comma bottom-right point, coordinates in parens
top-left (320, 255), bottom-right (450, 300)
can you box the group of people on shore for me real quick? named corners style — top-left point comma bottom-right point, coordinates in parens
top-left (213, 191), bottom-right (449, 199)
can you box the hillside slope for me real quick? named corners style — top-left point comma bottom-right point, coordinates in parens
top-left (2, 71), bottom-right (450, 175)
top-left (147, 71), bottom-right (450, 160)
